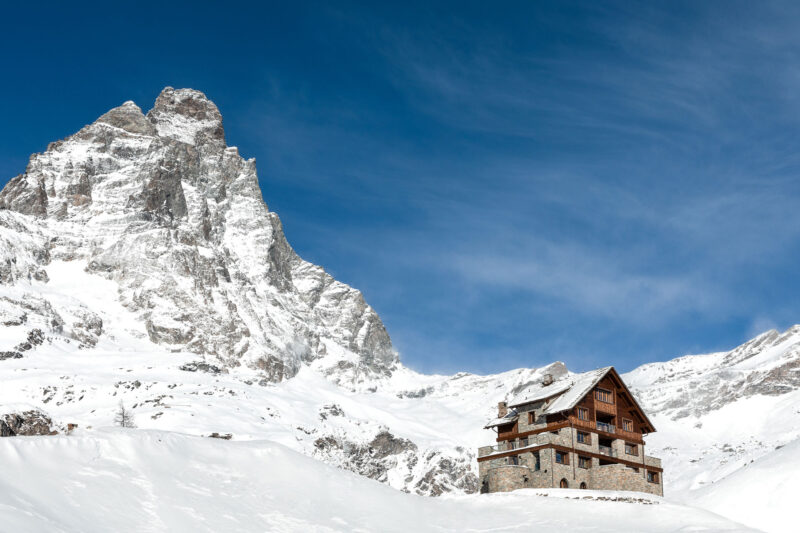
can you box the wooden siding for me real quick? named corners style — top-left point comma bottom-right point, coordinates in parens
top-left (496, 421), bottom-right (518, 440)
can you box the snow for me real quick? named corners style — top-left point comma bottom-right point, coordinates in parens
top-left (508, 381), bottom-right (572, 406)
top-left (0, 429), bottom-right (756, 533)
top-left (542, 367), bottom-right (611, 415)
top-left (483, 413), bottom-right (519, 428)
top-left (688, 438), bottom-right (800, 533)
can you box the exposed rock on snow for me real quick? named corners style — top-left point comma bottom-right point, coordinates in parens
top-left (179, 361), bottom-right (222, 374)
top-left (0, 409), bottom-right (55, 436)
top-left (313, 428), bottom-right (478, 496)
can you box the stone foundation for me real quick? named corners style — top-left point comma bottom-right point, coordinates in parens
top-left (486, 465), bottom-right (532, 492)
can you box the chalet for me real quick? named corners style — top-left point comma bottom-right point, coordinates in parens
top-left (477, 366), bottom-right (663, 495)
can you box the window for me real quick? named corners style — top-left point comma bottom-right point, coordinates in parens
top-left (647, 471), bottom-right (659, 484)
top-left (578, 456), bottom-right (591, 469)
top-left (559, 478), bottom-right (569, 488)
top-left (625, 443), bottom-right (638, 456)
top-left (622, 418), bottom-right (633, 432)
top-left (508, 455), bottom-right (519, 466)
top-left (595, 388), bottom-right (613, 403)
top-left (576, 431), bottom-right (591, 444)
top-left (579, 482), bottom-right (587, 489)
top-left (533, 451), bottom-right (541, 471)
top-left (577, 407), bottom-right (589, 421)
top-left (555, 451), bottom-right (569, 465)
top-left (529, 412), bottom-right (536, 424)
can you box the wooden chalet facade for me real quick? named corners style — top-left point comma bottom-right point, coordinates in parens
top-left (477, 366), bottom-right (663, 496)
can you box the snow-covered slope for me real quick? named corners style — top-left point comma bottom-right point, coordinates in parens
top-left (0, 257), bottom-right (541, 495)
top-left (688, 438), bottom-right (800, 533)
top-left (623, 327), bottom-right (800, 533)
top-left (0, 429), bottom-right (756, 533)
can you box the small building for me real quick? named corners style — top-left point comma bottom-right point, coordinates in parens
top-left (478, 366), bottom-right (663, 496)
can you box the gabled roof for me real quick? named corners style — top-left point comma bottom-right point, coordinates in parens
top-left (503, 366), bottom-right (657, 433)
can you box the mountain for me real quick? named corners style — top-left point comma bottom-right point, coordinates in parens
top-left (0, 88), bottom-right (395, 387)
top-left (1, 88), bottom-right (798, 532)
top-left (0, 87), bottom-right (500, 495)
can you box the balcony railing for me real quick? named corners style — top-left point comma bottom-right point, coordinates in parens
top-left (479, 433), bottom-right (553, 457)
top-left (596, 421), bottom-right (615, 434)
top-left (598, 445), bottom-right (616, 457)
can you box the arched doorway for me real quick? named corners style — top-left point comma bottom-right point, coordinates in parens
top-left (559, 478), bottom-right (568, 488)
top-left (579, 482), bottom-right (587, 489)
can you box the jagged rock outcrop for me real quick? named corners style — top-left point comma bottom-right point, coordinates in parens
top-left (0, 87), bottom-right (396, 385)
top-left (0, 410), bottom-right (55, 436)
top-left (313, 428), bottom-right (478, 495)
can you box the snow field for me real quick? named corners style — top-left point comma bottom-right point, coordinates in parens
top-left (0, 429), bottom-right (758, 533)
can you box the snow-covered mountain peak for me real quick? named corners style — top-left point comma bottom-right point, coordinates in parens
top-left (95, 100), bottom-right (155, 136)
top-left (0, 88), bottom-right (396, 386)
top-left (147, 87), bottom-right (225, 146)
top-left (625, 324), bottom-right (800, 415)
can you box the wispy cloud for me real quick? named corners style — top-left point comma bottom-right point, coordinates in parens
top-left (235, 2), bottom-right (800, 372)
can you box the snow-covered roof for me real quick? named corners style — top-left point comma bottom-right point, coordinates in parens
top-left (508, 366), bottom-right (614, 415)
top-left (483, 412), bottom-right (519, 429)
top-left (540, 367), bottom-right (612, 415)
top-left (509, 381), bottom-right (572, 406)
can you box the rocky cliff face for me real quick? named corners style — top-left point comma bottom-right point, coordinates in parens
top-left (0, 88), bottom-right (396, 386)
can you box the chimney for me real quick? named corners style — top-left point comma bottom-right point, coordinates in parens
top-left (542, 373), bottom-right (554, 386)
top-left (497, 401), bottom-right (508, 418)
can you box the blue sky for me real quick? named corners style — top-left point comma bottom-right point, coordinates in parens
top-left (2, 1), bottom-right (800, 374)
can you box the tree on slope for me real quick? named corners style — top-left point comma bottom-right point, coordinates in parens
top-left (114, 401), bottom-right (136, 428)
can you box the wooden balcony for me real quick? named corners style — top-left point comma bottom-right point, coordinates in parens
top-left (569, 417), bottom-right (644, 444)
top-left (594, 399), bottom-right (616, 415)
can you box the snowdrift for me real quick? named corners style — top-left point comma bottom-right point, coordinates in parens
top-left (688, 438), bottom-right (800, 533)
top-left (0, 429), bottom-right (756, 533)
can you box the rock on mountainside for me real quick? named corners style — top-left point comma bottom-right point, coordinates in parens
top-left (0, 87), bottom-right (396, 386)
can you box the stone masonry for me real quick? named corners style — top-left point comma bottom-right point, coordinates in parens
top-left (478, 426), bottom-right (663, 495)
